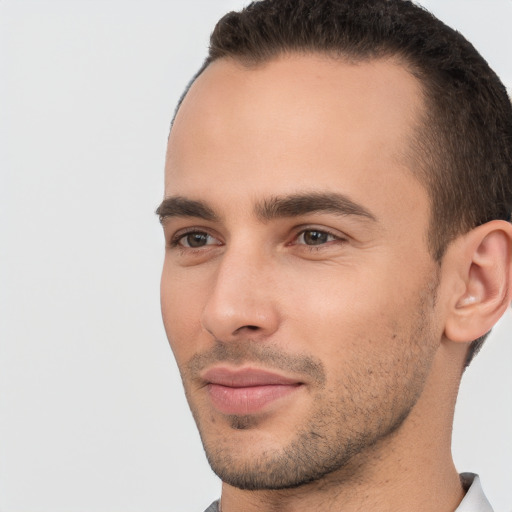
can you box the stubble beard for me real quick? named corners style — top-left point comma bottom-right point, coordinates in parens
top-left (182, 276), bottom-right (440, 491)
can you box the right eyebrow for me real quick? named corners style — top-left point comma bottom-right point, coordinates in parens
top-left (155, 196), bottom-right (219, 223)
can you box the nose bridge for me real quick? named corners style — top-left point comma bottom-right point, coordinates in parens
top-left (201, 237), bottom-right (279, 340)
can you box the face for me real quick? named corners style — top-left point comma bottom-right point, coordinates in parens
top-left (160, 55), bottom-right (443, 490)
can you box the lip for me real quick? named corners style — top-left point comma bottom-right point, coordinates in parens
top-left (202, 367), bottom-right (303, 415)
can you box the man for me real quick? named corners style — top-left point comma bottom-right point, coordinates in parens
top-left (157, 0), bottom-right (512, 510)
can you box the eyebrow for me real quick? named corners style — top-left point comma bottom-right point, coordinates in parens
top-left (156, 192), bottom-right (377, 224)
top-left (255, 192), bottom-right (377, 222)
top-left (156, 196), bottom-right (218, 223)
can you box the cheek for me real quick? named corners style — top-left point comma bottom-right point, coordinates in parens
top-left (282, 259), bottom-right (430, 358)
top-left (286, 263), bottom-right (394, 325)
top-left (160, 261), bottom-right (206, 362)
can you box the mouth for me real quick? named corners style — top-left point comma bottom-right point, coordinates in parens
top-left (202, 367), bottom-right (303, 415)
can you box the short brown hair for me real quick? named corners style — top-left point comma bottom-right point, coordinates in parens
top-left (173, 0), bottom-right (512, 364)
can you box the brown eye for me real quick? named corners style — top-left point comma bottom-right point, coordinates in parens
top-left (297, 230), bottom-right (335, 246)
top-left (178, 232), bottom-right (217, 248)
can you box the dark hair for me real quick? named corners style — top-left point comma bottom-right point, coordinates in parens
top-left (175, 0), bottom-right (512, 365)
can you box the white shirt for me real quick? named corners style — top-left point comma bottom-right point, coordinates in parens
top-left (456, 474), bottom-right (494, 512)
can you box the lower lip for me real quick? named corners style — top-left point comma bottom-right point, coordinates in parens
top-left (207, 383), bottom-right (301, 415)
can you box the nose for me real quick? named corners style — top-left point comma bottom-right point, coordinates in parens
top-left (200, 243), bottom-right (280, 342)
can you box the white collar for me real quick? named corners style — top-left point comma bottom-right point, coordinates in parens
top-left (455, 473), bottom-right (493, 512)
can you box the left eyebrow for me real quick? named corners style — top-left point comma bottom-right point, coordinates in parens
top-left (255, 192), bottom-right (378, 222)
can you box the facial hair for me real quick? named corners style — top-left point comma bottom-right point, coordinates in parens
top-left (179, 277), bottom-right (439, 491)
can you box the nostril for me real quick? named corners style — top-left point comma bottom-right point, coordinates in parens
top-left (232, 324), bottom-right (260, 336)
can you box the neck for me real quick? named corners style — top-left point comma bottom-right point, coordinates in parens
top-left (220, 438), bottom-right (463, 512)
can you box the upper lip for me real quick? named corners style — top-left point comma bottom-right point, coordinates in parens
top-left (202, 367), bottom-right (302, 387)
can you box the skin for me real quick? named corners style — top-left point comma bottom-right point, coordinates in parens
top-left (160, 55), bottom-right (470, 512)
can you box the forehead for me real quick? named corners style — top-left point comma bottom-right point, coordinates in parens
top-left (165, 54), bottom-right (427, 227)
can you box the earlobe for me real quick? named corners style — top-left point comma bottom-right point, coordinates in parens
top-left (444, 220), bottom-right (512, 343)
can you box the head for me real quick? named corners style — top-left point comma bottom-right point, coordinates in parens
top-left (169, 0), bottom-right (512, 367)
top-left (158, 0), bottom-right (512, 493)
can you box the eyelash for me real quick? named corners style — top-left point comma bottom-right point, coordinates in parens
top-left (169, 227), bottom-right (345, 251)
top-left (291, 228), bottom-right (342, 248)
top-left (169, 228), bottom-right (221, 249)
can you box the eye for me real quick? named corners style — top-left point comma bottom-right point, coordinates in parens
top-left (295, 229), bottom-right (338, 246)
top-left (174, 231), bottom-right (220, 248)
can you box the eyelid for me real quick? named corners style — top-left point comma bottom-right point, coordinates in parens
top-left (165, 224), bottom-right (348, 250)
top-left (169, 227), bottom-right (222, 248)
top-left (295, 231), bottom-right (337, 245)
top-left (289, 225), bottom-right (348, 246)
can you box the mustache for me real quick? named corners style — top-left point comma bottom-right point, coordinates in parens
top-left (184, 340), bottom-right (326, 387)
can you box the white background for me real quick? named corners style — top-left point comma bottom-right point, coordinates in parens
top-left (1, 1), bottom-right (511, 511)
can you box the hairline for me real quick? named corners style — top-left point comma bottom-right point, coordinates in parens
top-left (170, 50), bottom-right (443, 260)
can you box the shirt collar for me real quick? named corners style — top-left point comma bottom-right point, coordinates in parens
top-left (455, 473), bottom-right (493, 512)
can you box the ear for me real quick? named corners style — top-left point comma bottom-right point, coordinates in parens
top-left (444, 220), bottom-right (512, 343)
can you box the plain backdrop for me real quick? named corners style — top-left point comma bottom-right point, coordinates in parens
top-left (1, 1), bottom-right (511, 511)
